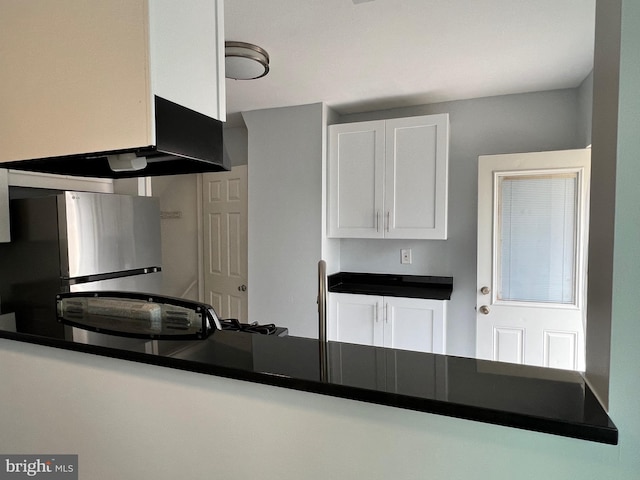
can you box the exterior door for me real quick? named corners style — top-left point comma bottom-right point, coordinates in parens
top-left (202, 166), bottom-right (248, 321)
top-left (476, 149), bottom-right (590, 371)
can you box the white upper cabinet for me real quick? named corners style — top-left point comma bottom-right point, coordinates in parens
top-left (0, 0), bottom-right (225, 165)
top-left (328, 114), bottom-right (449, 239)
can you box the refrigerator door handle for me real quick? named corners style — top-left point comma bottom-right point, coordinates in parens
top-left (65, 266), bottom-right (162, 286)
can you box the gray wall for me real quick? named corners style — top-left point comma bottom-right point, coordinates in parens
top-left (322, 105), bottom-right (342, 276)
top-left (224, 126), bottom-right (249, 167)
top-left (578, 70), bottom-right (594, 147)
top-left (151, 174), bottom-right (201, 300)
top-left (243, 103), bottom-right (324, 338)
top-left (113, 175), bottom-right (202, 301)
top-left (337, 88), bottom-right (585, 357)
top-left (585, 0), bottom-right (621, 408)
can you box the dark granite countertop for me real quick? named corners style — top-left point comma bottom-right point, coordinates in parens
top-left (0, 327), bottom-right (617, 445)
top-left (328, 272), bottom-right (453, 300)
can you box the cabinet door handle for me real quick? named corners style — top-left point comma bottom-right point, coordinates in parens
top-left (386, 211), bottom-right (390, 232)
top-left (376, 211), bottom-right (380, 232)
top-left (385, 303), bottom-right (389, 324)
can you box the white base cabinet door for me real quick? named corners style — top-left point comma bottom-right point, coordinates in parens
top-left (328, 293), bottom-right (446, 354)
top-left (328, 293), bottom-right (383, 347)
top-left (384, 296), bottom-right (446, 354)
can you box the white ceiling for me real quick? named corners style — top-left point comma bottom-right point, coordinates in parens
top-left (224, 0), bottom-right (595, 126)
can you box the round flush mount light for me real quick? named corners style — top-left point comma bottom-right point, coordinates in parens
top-left (225, 41), bottom-right (270, 80)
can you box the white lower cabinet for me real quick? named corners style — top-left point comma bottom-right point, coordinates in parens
top-left (328, 293), bottom-right (446, 354)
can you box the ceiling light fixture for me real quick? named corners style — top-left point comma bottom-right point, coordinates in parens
top-left (225, 41), bottom-right (270, 80)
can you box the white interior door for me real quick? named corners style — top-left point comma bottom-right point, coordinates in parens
top-left (203, 166), bottom-right (248, 321)
top-left (476, 149), bottom-right (590, 371)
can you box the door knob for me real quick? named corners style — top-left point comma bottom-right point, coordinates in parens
top-left (238, 285), bottom-right (247, 292)
top-left (480, 286), bottom-right (490, 295)
top-left (479, 305), bottom-right (490, 315)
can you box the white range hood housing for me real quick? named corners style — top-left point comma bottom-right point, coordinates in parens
top-left (0, 0), bottom-right (227, 178)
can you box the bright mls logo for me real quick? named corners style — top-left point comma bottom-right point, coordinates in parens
top-left (0, 456), bottom-right (77, 479)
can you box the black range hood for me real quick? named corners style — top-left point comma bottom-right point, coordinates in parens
top-left (5, 96), bottom-right (228, 179)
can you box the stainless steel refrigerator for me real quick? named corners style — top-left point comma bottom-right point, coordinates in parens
top-left (4, 191), bottom-right (162, 340)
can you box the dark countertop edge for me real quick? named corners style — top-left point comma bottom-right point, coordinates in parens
top-left (328, 285), bottom-right (452, 300)
top-left (0, 330), bottom-right (618, 446)
top-left (328, 272), bottom-right (454, 300)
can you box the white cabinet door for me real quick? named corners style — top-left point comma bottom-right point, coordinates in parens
top-left (385, 115), bottom-right (449, 239)
top-left (328, 121), bottom-right (385, 238)
top-left (384, 297), bottom-right (446, 354)
top-left (327, 114), bottom-right (448, 239)
top-left (328, 293), bottom-right (383, 346)
top-left (329, 293), bottom-right (446, 354)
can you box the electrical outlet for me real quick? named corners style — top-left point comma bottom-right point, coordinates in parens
top-left (400, 248), bottom-right (412, 264)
